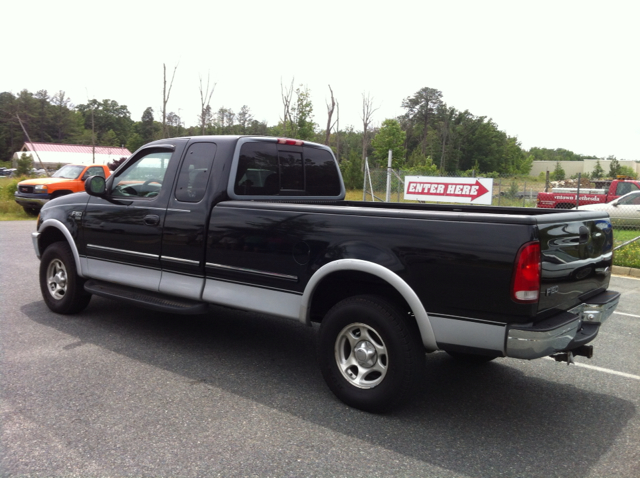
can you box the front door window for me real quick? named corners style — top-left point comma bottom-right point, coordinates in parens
top-left (112, 151), bottom-right (172, 198)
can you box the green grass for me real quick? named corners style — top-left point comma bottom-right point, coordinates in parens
top-left (0, 200), bottom-right (33, 220)
top-left (613, 229), bottom-right (640, 269)
top-left (0, 177), bottom-right (34, 220)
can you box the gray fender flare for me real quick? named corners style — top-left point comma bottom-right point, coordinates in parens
top-left (299, 259), bottom-right (438, 351)
top-left (35, 219), bottom-right (85, 278)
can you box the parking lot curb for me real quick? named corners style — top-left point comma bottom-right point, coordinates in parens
top-left (612, 265), bottom-right (640, 278)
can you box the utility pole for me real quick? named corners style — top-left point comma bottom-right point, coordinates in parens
top-left (16, 114), bottom-right (50, 176)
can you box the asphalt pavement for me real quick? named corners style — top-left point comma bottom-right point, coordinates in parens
top-left (1, 220), bottom-right (639, 478)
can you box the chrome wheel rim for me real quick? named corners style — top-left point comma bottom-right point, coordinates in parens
top-left (335, 322), bottom-right (388, 389)
top-left (46, 259), bottom-right (68, 300)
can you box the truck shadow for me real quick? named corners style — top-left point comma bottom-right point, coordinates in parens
top-left (23, 298), bottom-right (635, 478)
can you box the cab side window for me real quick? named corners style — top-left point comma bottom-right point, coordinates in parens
top-left (233, 142), bottom-right (340, 197)
top-left (234, 142), bottom-right (279, 196)
top-left (175, 143), bottom-right (217, 202)
top-left (111, 151), bottom-right (172, 198)
top-left (86, 166), bottom-right (106, 178)
top-left (616, 182), bottom-right (638, 196)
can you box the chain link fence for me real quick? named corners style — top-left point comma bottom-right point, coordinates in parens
top-left (361, 167), bottom-right (544, 208)
top-left (360, 167), bottom-right (640, 252)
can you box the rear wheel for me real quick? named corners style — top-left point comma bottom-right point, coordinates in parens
top-left (39, 242), bottom-right (91, 314)
top-left (318, 295), bottom-right (424, 413)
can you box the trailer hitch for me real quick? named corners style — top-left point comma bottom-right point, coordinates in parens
top-left (550, 345), bottom-right (594, 365)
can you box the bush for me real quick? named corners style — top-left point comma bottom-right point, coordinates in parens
top-left (552, 161), bottom-right (565, 181)
top-left (16, 153), bottom-right (33, 176)
top-left (339, 153), bottom-right (364, 190)
top-left (0, 178), bottom-right (20, 201)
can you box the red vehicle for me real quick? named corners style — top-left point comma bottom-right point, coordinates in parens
top-left (537, 178), bottom-right (640, 209)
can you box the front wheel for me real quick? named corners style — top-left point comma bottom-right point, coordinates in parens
top-left (318, 295), bottom-right (425, 413)
top-left (22, 206), bottom-right (39, 217)
top-left (39, 242), bottom-right (91, 314)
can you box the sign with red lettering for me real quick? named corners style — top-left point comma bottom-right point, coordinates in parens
top-left (404, 176), bottom-right (493, 204)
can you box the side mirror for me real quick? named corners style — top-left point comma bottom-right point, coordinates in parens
top-left (85, 175), bottom-right (106, 196)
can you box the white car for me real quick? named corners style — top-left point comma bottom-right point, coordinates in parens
top-left (576, 190), bottom-right (640, 227)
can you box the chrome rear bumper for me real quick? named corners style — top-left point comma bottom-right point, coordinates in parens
top-left (506, 290), bottom-right (620, 360)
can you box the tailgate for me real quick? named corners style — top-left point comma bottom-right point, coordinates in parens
top-left (538, 215), bottom-right (614, 312)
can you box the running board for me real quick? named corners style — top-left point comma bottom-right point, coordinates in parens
top-left (84, 279), bottom-right (209, 315)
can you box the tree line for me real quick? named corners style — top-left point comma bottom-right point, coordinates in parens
top-left (0, 83), bottom-right (612, 188)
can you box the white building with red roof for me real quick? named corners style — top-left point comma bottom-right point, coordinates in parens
top-left (13, 142), bottom-right (131, 169)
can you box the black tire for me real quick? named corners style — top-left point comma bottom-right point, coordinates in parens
top-left (23, 207), bottom-right (39, 217)
top-left (39, 242), bottom-right (91, 314)
top-left (318, 295), bottom-right (425, 413)
top-left (445, 351), bottom-right (497, 363)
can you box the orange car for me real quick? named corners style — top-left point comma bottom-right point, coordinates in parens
top-left (15, 164), bottom-right (111, 215)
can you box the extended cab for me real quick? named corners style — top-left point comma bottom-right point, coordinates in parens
top-left (32, 136), bottom-right (620, 411)
top-left (15, 164), bottom-right (111, 215)
top-left (537, 178), bottom-right (640, 209)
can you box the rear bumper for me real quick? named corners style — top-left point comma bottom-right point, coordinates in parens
top-left (506, 290), bottom-right (620, 359)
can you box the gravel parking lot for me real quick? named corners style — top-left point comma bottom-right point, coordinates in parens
top-left (1, 220), bottom-right (639, 478)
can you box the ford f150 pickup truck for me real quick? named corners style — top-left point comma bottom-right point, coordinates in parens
top-left (15, 164), bottom-right (111, 215)
top-left (537, 178), bottom-right (640, 209)
top-left (32, 136), bottom-right (620, 412)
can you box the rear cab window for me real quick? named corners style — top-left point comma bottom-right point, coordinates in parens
top-left (229, 138), bottom-right (343, 199)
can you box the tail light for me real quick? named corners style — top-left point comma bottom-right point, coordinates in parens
top-left (512, 241), bottom-right (541, 303)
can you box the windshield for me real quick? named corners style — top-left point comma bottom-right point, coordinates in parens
top-left (52, 165), bottom-right (85, 179)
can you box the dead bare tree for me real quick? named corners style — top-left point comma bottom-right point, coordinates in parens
top-left (199, 73), bottom-right (216, 135)
top-left (335, 101), bottom-right (340, 161)
top-left (324, 85), bottom-right (337, 145)
top-left (162, 63), bottom-right (179, 138)
top-left (280, 78), bottom-right (295, 136)
top-left (361, 92), bottom-right (379, 162)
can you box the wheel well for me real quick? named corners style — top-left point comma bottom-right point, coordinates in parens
top-left (39, 227), bottom-right (68, 255)
top-left (555, 202), bottom-right (575, 209)
top-left (308, 270), bottom-right (411, 323)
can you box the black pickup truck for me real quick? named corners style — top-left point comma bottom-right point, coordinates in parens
top-left (32, 136), bottom-right (620, 412)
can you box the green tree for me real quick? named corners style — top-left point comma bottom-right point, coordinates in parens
top-left (76, 99), bottom-right (133, 147)
top-left (293, 86), bottom-right (315, 140)
top-left (591, 160), bottom-right (604, 179)
top-left (101, 129), bottom-right (119, 147)
top-left (618, 165), bottom-right (637, 179)
top-left (139, 107), bottom-right (158, 144)
top-left (16, 153), bottom-right (33, 175)
top-left (371, 119), bottom-right (406, 168)
top-left (608, 156), bottom-right (621, 177)
top-left (552, 161), bottom-right (566, 180)
top-left (401, 87), bottom-right (443, 155)
top-left (339, 150), bottom-right (364, 189)
top-left (50, 91), bottom-right (83, 142)
top-left (276, 83), bottom-right (316, 140)
top-left (0, 92), bottom-right (22, 161)
top-left (126, 133), bottom-right (144, 152)
top-left (236, 105), bottom-right (253, 134)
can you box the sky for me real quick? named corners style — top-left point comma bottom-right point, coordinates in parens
top-left (4, 0), bottom-right (639, 160)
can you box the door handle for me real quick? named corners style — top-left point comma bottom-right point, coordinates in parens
top-left (144, 214), bottom-right (160, 226)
